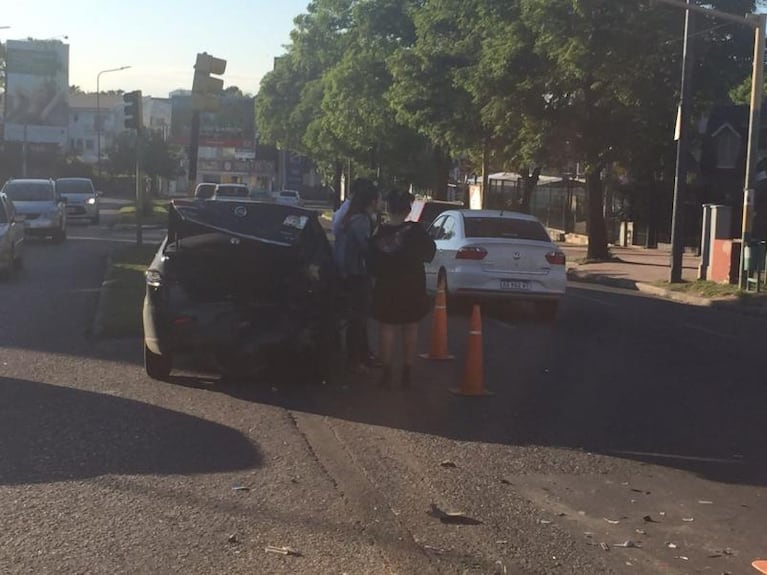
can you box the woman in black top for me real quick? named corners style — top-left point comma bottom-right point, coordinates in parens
top-left (369, 189), bottom-right (436, 388)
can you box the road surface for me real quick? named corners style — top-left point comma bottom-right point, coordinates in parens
top-left (1, 220), bottom-right (765, 574)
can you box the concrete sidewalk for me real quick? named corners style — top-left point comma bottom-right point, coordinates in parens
top-left (562, 245), bottom-right (699, 288)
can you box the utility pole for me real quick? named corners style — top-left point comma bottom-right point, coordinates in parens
top-left (189, 53), bottom-right (227, 191)
top-left (739, 13), bottom-right (767, 287)
top-left (123, 90), bottom-right (143, 247)
top-left (669, 0), bottom-right (695, 283)
top-left (96, 66), bottom-right (131, 177)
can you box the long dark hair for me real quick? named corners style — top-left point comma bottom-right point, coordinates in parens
top-left (386, 188), bottom-right (414, 217)
top-left (343, 178), bottom-right (379, 227)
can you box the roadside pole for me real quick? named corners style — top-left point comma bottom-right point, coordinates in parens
top-left (739, 13), bottom-right (767, 288)
top-left (669, 0), bottom-right (694, 283)
top-left (188, 110), bottom-right (201, 189)
top-left (136, 128), bottom-right (143, 247)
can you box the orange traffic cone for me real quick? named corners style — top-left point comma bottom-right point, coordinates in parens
top-left (754, 560), bottom-right (767, 574)
top-left (451, 305), bottom-right (493, 396)
top-left (420, 276), bottom-right (454, 360)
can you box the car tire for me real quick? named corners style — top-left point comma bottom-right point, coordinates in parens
top-left (91, 213), bottom-right (100, 225)
top-left (145, 345), bottom-right (173, 380)
top-left (536, 301), bottom-right (559, 322)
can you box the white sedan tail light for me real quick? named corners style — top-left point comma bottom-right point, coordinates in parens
top-left (545, 251), bottom-right (566, 265)
top-left (456, 246), bottom-right (488, 260)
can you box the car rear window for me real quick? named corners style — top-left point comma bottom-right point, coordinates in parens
top-left (4, 182), bottom-right (54, 202)
top-left (217, 186), bottom-right (249, 197)
top-left (463, 217), bottom-right (550, 242)
top-left (418, 203), bottom-right (460, 228)
top-left (56, 179), bottom-right (93, 194)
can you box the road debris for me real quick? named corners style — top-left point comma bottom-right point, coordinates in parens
top-left (494, 560), bottom-right (508, 574)
top-left (682, 517), bottom-right (694, 522)
top-left (538, 519), bottom-right (552, 525)
top-left (667, 543), bottom-right (678, 549)
top-left (613, 540), bottom-right (641, 549)
top-left (265, 545), bottom-right (302, 557)
top-left (631, 488), bottom-right (651, 495)
top-left (500, 478), bottom-right (512, 485)
top-left (676, 556), bottom-right (689, 561)
top-left (635, 529), bottom-right (647, 535)
top-left (231, 486), bottom-right (250, 492)
top-left (424, 544), bottom-right (445, 555)
top-left (428, 504), bottom-right (483, 525)
top-left (600, 542), bottom-right (610, 552)
top-left (603, 517), bottom-right (621, 525)
top-left (228, 534), bottom-right (238, 544)
top-left (440, 460), bottom-right (458, 469)
top-left (643, 515), bottom-right (660, 523)
top-left (698, 500), bottom-right (714, 505)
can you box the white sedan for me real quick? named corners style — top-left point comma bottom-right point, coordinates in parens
top-left (275, 190), bottom-right (304, 207)
top-left (425, 210), bottom-right (566, 319)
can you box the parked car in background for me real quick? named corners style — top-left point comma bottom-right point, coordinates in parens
top-left (425, 210), bottom-right (566, 320)
top-left (142, 199), bottom-right (340, 381)
top-left (194, 183), bottom-right (217, 200)
top-left (250, 189), bottom-right (275, 203)
top-left (1, 179), bottom-right (66, 242)
top-left (407, 199), bottom-right (464, 229)
top-left (0, 190), bottom-right (25, 278)
top-left (213, 183), bottom-right (250, 199)
top-left (275, 189), bottom-right (304, 207)
top-left (55, 177), bottom-right (101, 224)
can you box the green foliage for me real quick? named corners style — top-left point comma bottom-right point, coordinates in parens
top-left (108, 131), bottom-right (182, 180)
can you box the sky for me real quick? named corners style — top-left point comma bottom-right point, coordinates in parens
top-left (2, 0), bottom-right (311, 97)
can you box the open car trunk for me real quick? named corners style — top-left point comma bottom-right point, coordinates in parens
top-left (154, 200), bottom-right (340, 371)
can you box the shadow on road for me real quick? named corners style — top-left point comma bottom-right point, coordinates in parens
top-left (168, 285), bottom-right (767, 488)
top-left (0, 377), bottom-right (262, 485)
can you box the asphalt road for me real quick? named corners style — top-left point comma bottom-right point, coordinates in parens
top-left (1, 219), bottom-right (766, 574)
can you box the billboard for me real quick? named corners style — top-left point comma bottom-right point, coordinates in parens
top-left (3, 39), bottom-right (69, 146)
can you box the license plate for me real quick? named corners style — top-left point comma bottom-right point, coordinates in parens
top-left (501, 280), bottom-right (530, 291)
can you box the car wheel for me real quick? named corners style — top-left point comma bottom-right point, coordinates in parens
top-left (535, 301), bottom-right (560, 322)
top-left (145, 344), bottom-right (173, 380)
top-left (91, 213), bottom-right (100, 225)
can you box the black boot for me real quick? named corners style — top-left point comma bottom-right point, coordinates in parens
top-left (401, 365), bottom-right (412, 389)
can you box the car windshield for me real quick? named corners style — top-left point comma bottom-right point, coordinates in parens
top-left (56, 180), bottom-right (93, 195)
top-left (4, 182), bottom-right (54, 202)
top-left (463, 217), bottom-right (550, 242)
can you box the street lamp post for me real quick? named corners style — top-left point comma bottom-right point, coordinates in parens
top-left (96, 66), bottom-right (131, 176)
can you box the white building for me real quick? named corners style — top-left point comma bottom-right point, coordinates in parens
top-left (143, 97), bottom-right (171, 139)
top-left (67, 93), bottom-right (124, 164)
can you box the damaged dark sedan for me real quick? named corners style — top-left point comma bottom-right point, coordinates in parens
top-left (143, 199), bottom-right (341, 381)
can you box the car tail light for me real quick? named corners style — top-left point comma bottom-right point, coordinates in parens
top-left (456, 246), bottom-right (488, 260)
top-left (545, 251), bottom-right (566, 265)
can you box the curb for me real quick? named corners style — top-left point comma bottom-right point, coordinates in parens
top-left (567, 268), bottom-right (767, 316)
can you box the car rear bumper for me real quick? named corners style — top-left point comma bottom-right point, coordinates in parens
top-left (447, 268), bottom-right (566, 301)
top-left (24, 218), bottom-right (61, 235)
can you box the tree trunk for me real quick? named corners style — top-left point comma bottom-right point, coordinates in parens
top-left (481, 139), bottom-right (490, 209)
top-left (586, 168), bottom-right (610, 260)
top-left (519, 167), bottom-right (541, 214)
top-left (432, 146), bottom-right (450, 200)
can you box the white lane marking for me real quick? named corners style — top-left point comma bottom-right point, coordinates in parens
top-left (485, 318), bottom-right (516, 333)
top-left (683, 323), bottom-right (735, 340)
top-left (607, 449), bottom-right (744, 465)
top-left (567, 292), bottom-right (618, 307)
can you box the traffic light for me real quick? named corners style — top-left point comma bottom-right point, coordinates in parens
top-left (192, 53), bottom-right (226, 111)
top-left (123, 90), bottom-right (142, 130)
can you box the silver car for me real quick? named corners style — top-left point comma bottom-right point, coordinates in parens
top-left (1, 179), bottom-right (67, 242)
top-left (56, 177), bottom-right (101, 224)
top-left (0, 191), bottom-right (24, 278)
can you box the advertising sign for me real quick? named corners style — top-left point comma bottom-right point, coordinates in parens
top-left (3, 40), bottom-right (69, 146)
